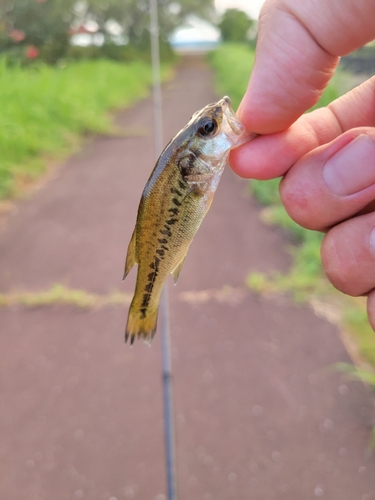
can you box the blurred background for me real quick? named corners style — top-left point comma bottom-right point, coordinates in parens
top-left (0, 0), bottom-right (375, 499)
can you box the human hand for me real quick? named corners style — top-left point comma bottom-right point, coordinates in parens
top-left (229, 0), bottom-right (375, 329)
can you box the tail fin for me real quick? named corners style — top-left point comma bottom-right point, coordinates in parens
top-left (125, 304), bottom-right (159, 345)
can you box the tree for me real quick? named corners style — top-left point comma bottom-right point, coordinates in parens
top-left (218, 8), bottom-right (253, 43)
top-left (0, 0), bottom-right (216, 62)
top-left (82, 0), bottom-right (215, 46)
top-left (0, 0), bottom-right (76, 60)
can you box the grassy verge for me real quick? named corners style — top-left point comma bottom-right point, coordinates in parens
top-left (208, 43), bottom-right (255, 109)
top-left (0, 284), bottom-right (131, 308)
top-left (208, 43), bottom-right (375, 369)
top-left (0, 58), bottom-right (172, 199)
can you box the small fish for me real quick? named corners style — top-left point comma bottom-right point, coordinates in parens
top-left (123, 96), bottom-right (253, 344)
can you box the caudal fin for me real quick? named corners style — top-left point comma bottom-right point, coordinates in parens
top-left (125, 305), bottom-right (159, 345)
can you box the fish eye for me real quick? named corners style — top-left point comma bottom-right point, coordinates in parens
top-left (198, 119), bottom-right (218, 138)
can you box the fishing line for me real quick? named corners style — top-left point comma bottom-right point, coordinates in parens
top-left (149, 2), bottom-right (178, 499)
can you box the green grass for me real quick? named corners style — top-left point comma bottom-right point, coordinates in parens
top-left (0, 283), bottom-right (132, 308)
top-left (209, 43), bottom-right (375, 370)
top-left (207, 43), bottom-right (255, 109)
top-left (335, 361), bottom-right (375, 387)
top-left (0, 58), bottom-right (171, 198)
top-left (343, 306), bottom-right (375, 366)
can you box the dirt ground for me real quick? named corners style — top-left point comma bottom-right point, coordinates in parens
top-left (0, 56), bottom-right (374, 500)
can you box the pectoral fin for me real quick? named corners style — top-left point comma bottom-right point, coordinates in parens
top-left (123, 229), bottom-right (137, 280)
top-left (171, 255), bottom-right (187, 285)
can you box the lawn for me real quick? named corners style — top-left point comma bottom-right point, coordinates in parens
top-left (0, 58), bottom-right (169, 199)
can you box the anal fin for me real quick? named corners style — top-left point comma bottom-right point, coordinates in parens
top-left (171, 254), bottom-right (187, 285)
top-left (123, 229), bottom-right (137, 280)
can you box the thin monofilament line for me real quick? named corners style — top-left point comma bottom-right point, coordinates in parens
top-left (149, 1), bottom-right (178, 499)
top-left (150, 0), bottom-right (163, 157)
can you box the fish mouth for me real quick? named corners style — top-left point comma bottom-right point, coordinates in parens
top-left (220, 96), bottom-right (232, 108)
top-left (227, 114), bottom-right (246, 136)
top-left (218, 96), bottom-right (233, 115)
top-left (219, 96), bottom-right (246, 137)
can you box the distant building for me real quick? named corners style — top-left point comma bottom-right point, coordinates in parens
top-left (169, 17), bottom-right (221, 53)
top-left (70, 21), bottom-right (125, 46)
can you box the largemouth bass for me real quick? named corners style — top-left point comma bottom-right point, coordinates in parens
top-left (124, 96), bottom-right (253, 344)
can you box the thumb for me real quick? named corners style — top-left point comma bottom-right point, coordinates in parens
top-left (239, 0), bottom-right (375, 134)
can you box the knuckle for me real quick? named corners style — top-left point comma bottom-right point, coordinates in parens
top-left (321, 233), bottom-right (356, 295)
top-left (321, 224), bottom-right (374, 297)
top-left (280, 176), bottom-right (326, 231)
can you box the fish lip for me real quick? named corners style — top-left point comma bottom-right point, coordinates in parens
top-left (219, 96), bottom-right (234, 115)
top-left (219, 96), bottom-right (246, 137)
top-left (226, 112), bottom-right (246, 138)
top-left (221, 96), bottom-right (232, 107)
top-left (217, 96), bottom-right (258, 148)
top-left (228, 114), bottom-right (246, 136)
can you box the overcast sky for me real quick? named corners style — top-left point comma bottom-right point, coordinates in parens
top-left (215, 0), bottom-right (265, 19)
top-left (170, 0), bottom-right (266, 45)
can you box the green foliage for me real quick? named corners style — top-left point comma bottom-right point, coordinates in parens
top-left (250, 178), bottom-right (280, 205)
top-left (218, 8), bottom-right (253, 43)
top-left (335, 362), bottom-right (375, 389)
top-left (82, 0), bottom-right (215, 47)
top-left (0, 58), bottom-right (163, 198)
top-left (207, 43), bottom-right (254, 109)
top-left (342, 308), bottom-right (375, 367)
top-left (247, 230), bottom-right (326, 303)
top-left (0, 0), bottom-right (209, 63)
top-left (311, 82), bottom-right (340, 110)
top-left (251, 187), bottom-right (313, 241)
top-left (0, 0), bottom-right (75, 60)
top-left (66, 40), bottom-right (176, 64)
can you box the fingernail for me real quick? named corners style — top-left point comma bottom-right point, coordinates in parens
top-left (323, 135), bottom-right (375, 196)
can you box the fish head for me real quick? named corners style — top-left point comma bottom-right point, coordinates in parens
top-left (182, 96), bottom-right (253, 170)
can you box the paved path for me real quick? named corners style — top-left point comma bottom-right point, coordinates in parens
top-left (0, 57), bottom-right (374, 500)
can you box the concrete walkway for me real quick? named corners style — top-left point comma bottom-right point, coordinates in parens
top-left (0, 57), bottom-right (374, 500)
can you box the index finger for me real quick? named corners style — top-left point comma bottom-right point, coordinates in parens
top-left (230, 76), bottom-right (375, 179)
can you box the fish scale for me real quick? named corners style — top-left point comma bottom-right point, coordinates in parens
top-left (123, 96), bottom-right (254, 344)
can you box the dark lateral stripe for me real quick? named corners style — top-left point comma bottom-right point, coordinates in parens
top-left (141, 293), bottom-right (149, 308)
top-left (140, 307), bottom-right (147, 319)
top-left (166, 218), bottom-right (178, 225)
top-left (161, 226), bottom-right (172, 237)
top-left (172, 198), bottom-right (182, 207)
top-left (170, 187), bottom-right (183, 196)
top-left (142, 254), bottom-right (161, 312)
